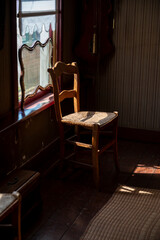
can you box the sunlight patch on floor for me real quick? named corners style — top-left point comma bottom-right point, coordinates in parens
top-left (119, 185), bottom-right (153, 195)
top-left (133, 164), bottom-right (160, 174)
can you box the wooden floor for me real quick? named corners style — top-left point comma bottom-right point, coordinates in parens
top-left (23, 140), bottom-right (160, 240)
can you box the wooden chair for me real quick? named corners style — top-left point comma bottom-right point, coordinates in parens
top-left (48, 61), bottom-right (119, 188)
top-left (0, 191), bottom-right (21, 240)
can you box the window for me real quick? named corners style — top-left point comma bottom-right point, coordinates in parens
top-left (16, 0), bottom-right (61, 108)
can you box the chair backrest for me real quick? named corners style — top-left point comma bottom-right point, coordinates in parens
top-left (48, 61), bottom-right (80, 123)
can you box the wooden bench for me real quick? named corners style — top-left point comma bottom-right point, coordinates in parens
top-left (0, 169), bottom-right (41, 221)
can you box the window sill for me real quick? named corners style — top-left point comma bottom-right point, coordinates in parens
top-left (0, 93), bottom-right (54, 134)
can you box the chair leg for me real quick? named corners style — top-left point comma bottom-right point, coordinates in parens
top-left (11, 193), bottom-right (21, 240)
top-left (74, 125), bottom-right (79, 159)
top-left (17, 196), bottom-right (21, 240)
top-left (113, 118), bottom-right (119, 172)
top-left (59, 125), bottom-right (65, 163)
top-left (92, 125), bottom-right (100, 189)
top-left (114, 141), bottom-right (119, 172)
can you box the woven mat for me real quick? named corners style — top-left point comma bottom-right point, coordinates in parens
top-left (81, 185), bottom-right (160, 240)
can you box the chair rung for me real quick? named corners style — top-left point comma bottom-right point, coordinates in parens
top-left (67, 139), bottom-right (92, 149)
top-left (0, 224), bottom-right (13, 227)
top-left (69, 159), bottom-right (93, 168)
top-left (66, 135), bottom-right (115, 154)
top-left (65, 152), bottom-right (76, 160)
top-left (98, 139), bottom-right (116, 154)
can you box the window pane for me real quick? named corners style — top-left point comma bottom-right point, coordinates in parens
top-left (21, 14), bottom-right (55, 36)
top-left (21, 0), bottom-right (56, 12)
top-left (20, 40), bottom-right (52, 99)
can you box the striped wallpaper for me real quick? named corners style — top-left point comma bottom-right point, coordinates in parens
top-left (96, 0), bottom-right (160, 131)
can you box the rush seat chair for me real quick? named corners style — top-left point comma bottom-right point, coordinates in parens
top-left (48, 61), bottom-right (119, 188)
top-left (0, 191), bottom-right (21, 240)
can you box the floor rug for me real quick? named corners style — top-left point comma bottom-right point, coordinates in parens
top-left (81, 185), bottom-right (160, 240)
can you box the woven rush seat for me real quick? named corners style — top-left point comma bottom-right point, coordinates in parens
top-left (62, 111), bottom-right (117, 128)
top-left (0, 193), bottom-right (18, 214)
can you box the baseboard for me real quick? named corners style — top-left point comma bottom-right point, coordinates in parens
top-left (118, 127), bottom-right (160, 143)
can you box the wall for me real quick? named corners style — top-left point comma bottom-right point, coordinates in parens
top-left (62, 0), bottom-right (76, 62)
top-left (96, 0), bottom-right (160, 132)
top-left (0, 108), bottom-right (59, 177)
top-left (0, 0), bottom-right (12, 117)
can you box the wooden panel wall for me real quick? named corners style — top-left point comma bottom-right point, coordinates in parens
top-left (0, 0), bottom-right (12, 117)
top-left (96, 0), bottom-right (160, 131)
